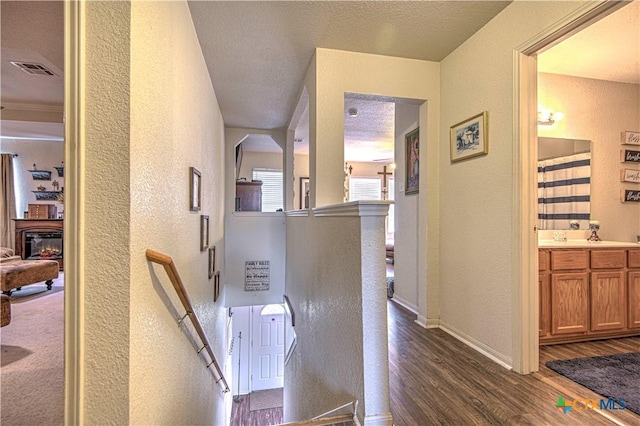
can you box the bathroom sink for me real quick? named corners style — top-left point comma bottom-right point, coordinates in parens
top-left (538, 240), bottom-right (638, 248)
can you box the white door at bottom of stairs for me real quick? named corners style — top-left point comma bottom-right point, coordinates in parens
top-left (251, 304), bottom-right (285, 391)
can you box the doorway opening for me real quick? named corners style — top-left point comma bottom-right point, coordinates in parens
top-left (515, 1), bottom-right (636, 374)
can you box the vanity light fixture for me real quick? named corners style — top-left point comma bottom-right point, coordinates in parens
top-left (537, 109), bottom-right (564, 126)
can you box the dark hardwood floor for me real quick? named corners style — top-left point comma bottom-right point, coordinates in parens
top-left (387, 300), bottom-right (639, 425)
top-left (231, 299), bottom-right (638, 425)
top-left (230, 393), bottom-right (283, 426)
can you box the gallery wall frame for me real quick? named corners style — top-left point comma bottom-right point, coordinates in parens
top-left (190, 167), bottom-right (201, 211)
top-left (200, 215), bottom-right (209, 252)
top-left (213, 271), bottom-right (221, 302)
top-left (208, 246), bottom-right (216, 279)
top-left (404, 128), bottom-right (419, 195)
top-left (450, 111), bottom-right (489, 163)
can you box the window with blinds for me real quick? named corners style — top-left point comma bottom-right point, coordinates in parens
top-left (349, 177), bottom-right (382, 201)
top-left (252, 169), bottom-right (283, 212)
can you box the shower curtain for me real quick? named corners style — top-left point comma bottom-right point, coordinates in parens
top-left (538, 152), bottom-right (591, 230)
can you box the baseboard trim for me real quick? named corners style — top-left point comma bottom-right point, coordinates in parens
top-left (389, 295), bottom-right (418, 315)
top-left (439, 321), bottom-right (513, 370)
top-left (363, 412), bottom-right (393, 426)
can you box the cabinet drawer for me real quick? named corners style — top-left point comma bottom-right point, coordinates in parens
top-left (551, 250), bottom-right (588, 271)
top-left (629, 249), bottom-right (640, 269)
top-left (539, 250), bottom-right (549, 271)
top-left (591, 250), bottom-right (626, 269)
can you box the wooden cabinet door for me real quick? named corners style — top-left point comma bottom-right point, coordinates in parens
top-left (629, 271), bottom-right (640, 329)
top-left (539, 272), bottom-right (550, 337)
top-left (590, 271), bottom-right (626, 331)
top-left (551, 272), bottom-right (589, 335)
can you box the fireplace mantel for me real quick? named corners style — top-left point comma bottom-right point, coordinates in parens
top-left (13, 219), bottom-right (64, 270)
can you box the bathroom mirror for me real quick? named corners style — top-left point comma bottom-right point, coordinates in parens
top-left (538, 137), bottom-right (591, 230)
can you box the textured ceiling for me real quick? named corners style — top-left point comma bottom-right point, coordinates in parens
top-left (0, 1), bottom-right (64, 107)
top-left (188, 0), bottom-right (512, 131)
top-left (1, 0), bottom-right (638, 160)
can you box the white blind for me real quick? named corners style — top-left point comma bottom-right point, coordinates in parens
top-left (349, 177), bottom-right (382, 201)
top-left (252, 169), bottom-right (283, 212)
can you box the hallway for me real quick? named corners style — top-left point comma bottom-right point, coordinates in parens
top-left (386, 300), bottom-right (639, 425)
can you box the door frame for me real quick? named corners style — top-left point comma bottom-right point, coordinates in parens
top-left (513, 0), bottom-right (629, 374)
top-left (64, 0), bottom-right (82, 423)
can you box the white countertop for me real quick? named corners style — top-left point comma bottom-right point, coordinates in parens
top-left (538, 240), bottom-right (639, 248)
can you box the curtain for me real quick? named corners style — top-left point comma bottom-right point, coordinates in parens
top-left (1, 154), bottom-right (17, 250)
top-left (538, 152), bottom-right (591, 230)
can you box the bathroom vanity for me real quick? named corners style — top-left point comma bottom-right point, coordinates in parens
top-left (538, 241), bottom-right (640, 345)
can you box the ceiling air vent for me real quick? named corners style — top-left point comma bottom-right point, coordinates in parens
top-left (10, 61), bottom-right (57, 76)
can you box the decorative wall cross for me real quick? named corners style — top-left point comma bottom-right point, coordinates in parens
top-left (378, 165), bottom-right (393, 200)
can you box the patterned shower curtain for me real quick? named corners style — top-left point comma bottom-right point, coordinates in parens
top-left (538, 152), bottom-right (591, 230)
top-left (1, 154), bottom-right (17, 250)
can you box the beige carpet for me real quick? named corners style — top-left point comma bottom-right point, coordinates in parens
top-left (1, 273), bottom-right (64, 425)
top-left (249, 388), bottom-right (283, 411)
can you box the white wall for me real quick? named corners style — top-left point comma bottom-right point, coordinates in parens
top-left (2, 139), bottom-right (64, 218)
top-left (293, 153), bottom-right (309, 210)
top-left (76, 4), bottom-right (232, 421)
top-left (238, 150), bottom-right (283, 181)
top-left (229, 306), bottom-right (251, 395)
top-left (224, 212), bottom-right (285, 307)
top-left (127, 2), bottom-right (227, 425)
top-left (438, 1), bottom-right (590, 366)
top-left (79, 3), bottom-right (131, 422)
top-left (392, 103), bottom-right (420, 313)
top-left (538, 72), bottom-right (640, 242)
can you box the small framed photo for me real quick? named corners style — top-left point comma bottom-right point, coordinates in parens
top-left (450, 111), bottom-right (488, 163)
top-left (200, 215), bottom-right (209, 252)
top-left (213, 271), bottom-right (221, 302)
top-left (190, 167), bottom-right (201, 211)
top-left (299, 177), bottom-right (310, 209)
top-left (208, 246), bottom-right (216, 279)
top-left (405, 128), bottom-right (419, 195)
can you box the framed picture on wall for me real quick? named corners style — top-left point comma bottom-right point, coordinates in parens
top-left (190, 167), bottom-right (201, 211)
top-left (208, 246), bottom-right (216, 279)
top-left (213, 271), bottom-right (221, 302)
top-left (450, 111), bottom-right (489, 163)
top-left (299, 177), bottom-right (310, 209)
top-left (405, 128), bottom-right (419, 195)
top-left (200, 215), bottom-right (209, 252)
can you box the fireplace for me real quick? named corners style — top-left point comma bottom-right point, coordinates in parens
top-left (25, 231), bottom-right (63, 260)
top-left (13, 219), bottom-right (64, 270)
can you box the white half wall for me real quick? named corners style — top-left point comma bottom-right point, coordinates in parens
top-left (284, 202), bottom-right (392, 425)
